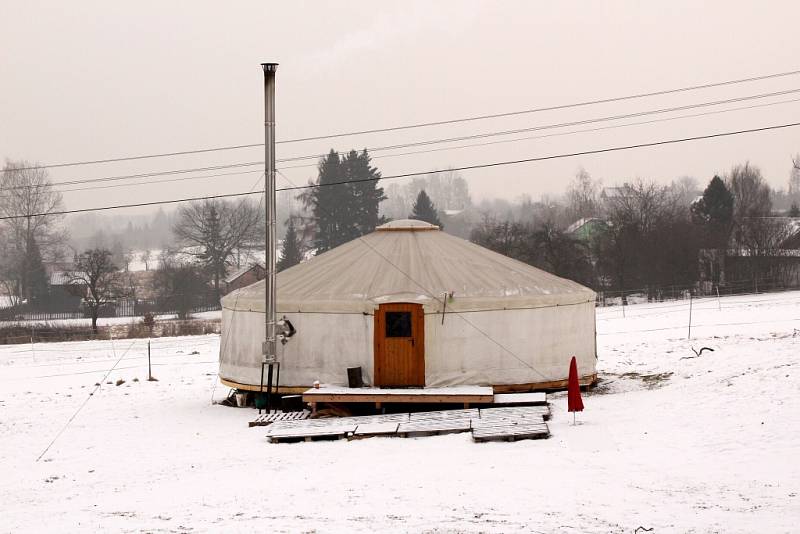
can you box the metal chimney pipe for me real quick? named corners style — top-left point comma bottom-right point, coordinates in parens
top-left (261, 62), bottom-right (278, 364)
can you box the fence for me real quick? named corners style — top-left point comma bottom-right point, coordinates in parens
top-left (594, 275), bottom-right (795, 309)
top-left (0, 292), bottom-right (221, 323)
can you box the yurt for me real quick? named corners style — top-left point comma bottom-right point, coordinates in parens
top-left (219, 219), bottom-right (597, 392)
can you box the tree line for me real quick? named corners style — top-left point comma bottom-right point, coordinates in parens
top-left (472, 161), bottom-right (800, 299)
top-left (3, 151), bottom-right (800, 327)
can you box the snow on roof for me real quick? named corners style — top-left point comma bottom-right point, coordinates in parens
top-left (601, 186), bottom-right (630, 199)
top-left (377, 219), bottom-right (439, 231)
top-left (224, 222), bottom-right (595, 313)
top-left (566, 217), bottom-right (602, 234)
top-left (50, 271), bottom-right (86, 286)
top-left (224, 263), bottom-right (263, 284)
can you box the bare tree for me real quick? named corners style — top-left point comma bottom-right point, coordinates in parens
top-left (470, 215), bottom-right (530, 260)
top-left (727, 162), bottom-right (772, 221)
top-left (597, 180), bottom-right (692, 300)
top-left (0, 160), bottom-right (67, 301)
top-left (173, 199), bottom-right (262, 295)
top-left (69, 249), bottom-right (125, 334)
top-left (530, 221), bottom-right (594, 287)
top-left (566, 167), bottom-right (601, 220)
top-left (123, 249), bottom-right (134, 272)
top-left (790, 154), bottom-right (800, 199)
top-left (671, 176), bottom-right (701, 206)
top-left (140, 249), bottom-right (152, 271)
top-left (0, 233), bottom-right (19, 306)
top-left (152, 254), bottom-right (209, 319)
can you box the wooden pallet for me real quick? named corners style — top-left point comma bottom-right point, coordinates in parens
top-left (249, 410), bottom-right (311, 427)
top-left (397, 418), bottom-right (472, 437)
top-left (408, 408), bottom-right (479, 421)
top-left (471, 421), bottom-right (550, 442)
top-left (264, 412), bottom-right (407, 442)
top-left (479, 405), bottom-right (551, 421)
top-left (352, 422), bottom-right (400, 438)
top-left (261, 405), bottom-right (552, 443)
top-left (267, 424), bottom-right (357, 443)
top-left (473, 406), bottom-right (551, 442)
top-left (472, 423), bottom-right (550, 442)
top-left (336, 412), bottom-right (410, 425)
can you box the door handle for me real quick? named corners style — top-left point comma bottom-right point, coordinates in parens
top-left (410, 338), bottom-right (415, 347)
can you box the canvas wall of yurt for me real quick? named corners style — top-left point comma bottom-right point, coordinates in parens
top-left (219, 219), bottom-right (597, 392)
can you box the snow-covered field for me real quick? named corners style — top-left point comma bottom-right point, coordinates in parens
top-left (1, 310), bottom-right (222, 329)
top-left (1, 291), bottom-right (798, 532)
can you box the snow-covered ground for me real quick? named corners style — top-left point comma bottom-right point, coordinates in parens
top-left (1, 310), bottom-right (221, 329)
top-left (1, 291), bottom-right (798, 532)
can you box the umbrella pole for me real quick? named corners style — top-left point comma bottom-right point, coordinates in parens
top-left (573, 411), bottom-right (576, 425)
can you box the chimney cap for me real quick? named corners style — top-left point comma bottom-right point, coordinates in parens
top-left (261, 63), bottom-right (279, 73)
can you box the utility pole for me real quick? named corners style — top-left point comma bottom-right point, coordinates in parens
top-left (261, 62), bottom-right (278, 367)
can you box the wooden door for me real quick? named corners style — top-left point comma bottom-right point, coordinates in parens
top-left (374, 303), bottom-right (425, 387)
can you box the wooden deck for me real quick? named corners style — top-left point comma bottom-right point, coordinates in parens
top-left (263, 405), bottom-right (550, 443)
top-left (302, 386), bottom-right (494, 411)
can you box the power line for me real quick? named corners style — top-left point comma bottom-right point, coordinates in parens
top-left (4, 67), bottom-right (800, 172)
top-left (275, 87), bottom-right (800, 164)
top-left (274, 121), bottom-right (800, 192)
top-left (277, 95), bottom-right (800, 171)
top-left (6, 88), bottom-right (800, 196)
top-left (45, 96), bottom-right (800, 195)
top-left (2, 162), bottom-right (262, 192)
top-left (49, 169), bottom-right (263, 196)
top-left (1, 120), bottom-right (798, 221)
top-left (277, 69), bottom-right (800, 144)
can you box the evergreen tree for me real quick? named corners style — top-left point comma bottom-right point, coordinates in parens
top-left (691, 175), bottom-right (734, 247)
top-left (277, 216), bottom-right (303, 272)
top-left (345, 150), bottom-right (387, 235)
top-left (409, 190), bottom-right (443, 228)
top-left (24, 236), bottom-right (48, 304)
top-left (303, 149), bottom-right (386, 254)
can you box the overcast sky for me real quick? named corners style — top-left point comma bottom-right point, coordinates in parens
top-left (1, 1), bottom-right (799, 214)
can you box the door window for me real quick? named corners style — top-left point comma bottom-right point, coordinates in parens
top-left (385, 311), bottom-right (412, 337)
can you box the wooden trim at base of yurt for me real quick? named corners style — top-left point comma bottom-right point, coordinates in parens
top-left (219, 377), bottom-right (308, 394)
top-left (492, 373), bottom-right (597, 393)
top-left (220, 373), bottom-right (598, 395)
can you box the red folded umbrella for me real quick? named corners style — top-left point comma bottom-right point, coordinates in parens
top-left (567, 356), bottom-right (584, 416)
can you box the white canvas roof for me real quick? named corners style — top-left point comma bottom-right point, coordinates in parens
top-left (222, 220), bottom-right (595, 314)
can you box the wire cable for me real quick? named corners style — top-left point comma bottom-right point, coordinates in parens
top-left (10, 94), bottom-right (799, 198)
top-left (275, 87), bottom-right (800, 164)
top-left (274, 121), bottom-right (800, 193)
top-left (4, 67), bottom-right (800, 172)
top-left (276, 170), bottom-right (556, 380)
top-left (2, 120), bottom-right (799, 221)
top-left (5, 88), bottom-right (800, 196)
top-left (34, 338), bottom-right (138, 462)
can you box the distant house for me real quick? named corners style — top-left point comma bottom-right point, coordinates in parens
top-left (48, 270), bottom-right (86, 311)
top-left (600, 186), bottom-right (632, 202)
top-left (698, 217), bottom-right (800, 291)
top-left (223, 263), bottom-right (266, 295)
top-left (565, 217), bottom-right (606, 244)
